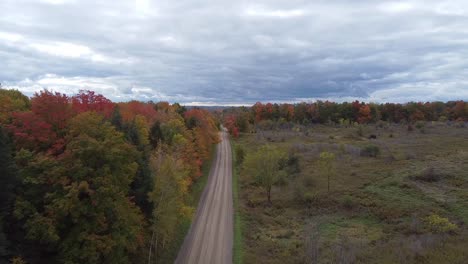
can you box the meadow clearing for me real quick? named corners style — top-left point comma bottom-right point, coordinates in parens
top-left (233, 121), bottom-right (468, 263)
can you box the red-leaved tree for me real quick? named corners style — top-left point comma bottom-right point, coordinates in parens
top-left (71, 90), bottom-right (115, 118)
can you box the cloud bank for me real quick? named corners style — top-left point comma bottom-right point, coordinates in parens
top-left (1, 0), bottom-right (468, 104)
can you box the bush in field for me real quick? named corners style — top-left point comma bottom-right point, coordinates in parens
top-left (411, 167), bottom-right (441, 182)
top-left (303, 191), bottom-right (318, 204)
top-left (415, 121), bottom-right (425, 130)
top-left (425, 214), bottom-right (457, 233)
top-left (341, 195), bottom-right (357, 210)
top-left (295, 183), bottom-right (317, 205)
top-left (360, 145), bottom-right (380, 157)
top-left (415, 121), bottom-right (426, 133)
top-left (280, 152), bottom-right (301, 175)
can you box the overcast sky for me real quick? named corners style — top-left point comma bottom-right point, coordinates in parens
top-left (1, 0), bottom-right (468, 105)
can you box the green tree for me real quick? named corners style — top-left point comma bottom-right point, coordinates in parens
top-left (244, 145), bottom-right (286, 204)
top-left (318, 152), bottom-right (336, 192)
top-left (14, 112), bottom-right (144, 264)
top-left (160, 118), bottom-right (186, 145)
top-left (0, 88), bottom-right (31, 123)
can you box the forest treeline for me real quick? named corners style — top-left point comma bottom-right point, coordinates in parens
top-left (223, 100), bottom-right (468, 136)
top-left (0, 89), bottom-right (219, 263)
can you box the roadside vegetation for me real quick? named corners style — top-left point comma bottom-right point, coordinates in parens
top-left (225, 101), bottom-right (468, 263)
top-left (156, 144), bottom-right (217, 263)
top-left (232, 142), bottom-right (244, 264)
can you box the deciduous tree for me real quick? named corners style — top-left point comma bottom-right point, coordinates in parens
top-left (71, 90), bottom-right (114, 118)
top-left (318, 152), bottom-right (336, 192)
top-left (30, 90), bottom-right (73, 136)
top-left (357, 104), bottom-right (372, 124)
top-left (0, 89), bottom-right (30, 123)
top-left (147, 149), bottom-right (192, 259)
top-left (14, 112), bottom-right (144, 264)
top-left (244, 145), bottom-right (286, 204)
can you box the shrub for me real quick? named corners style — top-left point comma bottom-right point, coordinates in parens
top-left (341, 195), bottom-right (357, 210)
top-left (286, 153), bottom-right (301, 174)
top-left (372, 205), bottom-right (406, 221)
top-left (425, 214), bottom-right (457, 233)
top-left (303, 191), bottom-right (318, 204)
top-left (412, 167), bottom-right (441, 182)
top-left (415, 121), bottom-right (425, 129)
top-left (295, 181), bottom-right (317, 204)
top-left (360, 145), bottom-right (380, 157)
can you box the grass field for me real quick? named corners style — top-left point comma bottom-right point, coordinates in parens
top-left (234, 122), bottom-right (468, 263)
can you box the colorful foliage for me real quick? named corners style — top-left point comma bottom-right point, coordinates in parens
top-left (118, 101), bottom-right (157, 123)
top-left (0, 89), bottom-right (219, 263)
top-left (30, 90), bottom-right (73, 135)
top-left (71, 90), bottom-right (115, 118)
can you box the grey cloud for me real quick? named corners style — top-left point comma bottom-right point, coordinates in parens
top-left (1, 0), bottom-right (468, 104)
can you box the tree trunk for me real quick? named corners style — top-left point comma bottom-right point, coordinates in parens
top-left (148, 230), bottom-right (155, 264)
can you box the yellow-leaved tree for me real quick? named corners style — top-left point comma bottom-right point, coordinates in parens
top-left (147, 147), bottom-right (193, 262)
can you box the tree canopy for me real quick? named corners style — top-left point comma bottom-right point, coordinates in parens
top-left (0, 88), bottom-right (219, 263)
top-left (244, 145), bottom-right (286, 204)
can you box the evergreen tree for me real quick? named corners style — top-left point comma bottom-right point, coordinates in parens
top-left (0, 126), bottom-right (19, 260)
top-left (110, 105), bottom-right (123, 131)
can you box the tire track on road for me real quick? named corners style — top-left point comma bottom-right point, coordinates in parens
top-left (175, 131), bottom-right (233, 264)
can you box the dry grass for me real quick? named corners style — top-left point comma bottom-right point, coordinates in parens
top-left (234, 122), bottom-right (468, 263)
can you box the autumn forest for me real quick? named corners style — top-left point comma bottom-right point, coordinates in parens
top-left (0, 89), bottom-right (219, 263)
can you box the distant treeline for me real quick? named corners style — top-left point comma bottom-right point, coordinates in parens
top-left (222, 101), bottom-right (468, 136)
top-left (0, 89), bottom-right (219, 263)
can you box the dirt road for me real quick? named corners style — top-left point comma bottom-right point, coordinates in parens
top-left (175, 131), bottom-right (233, 264)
